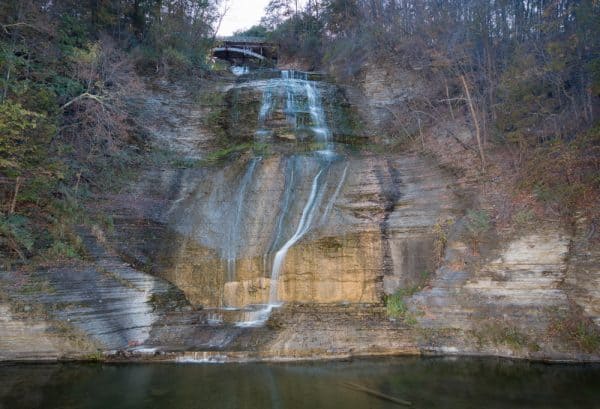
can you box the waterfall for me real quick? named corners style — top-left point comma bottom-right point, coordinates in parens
top-left (320, 164), bottom-right (348, 226)
top-left (267, 159), bottom-right (297, 256)
top-left (268, 166), bottom-right (328, 305)
top-left (236, 163), bottom-right (330, 327)
top-left (231, 66), bottom-right (249, 76)
top-left (235, 69), bottom-right (342, 327)
top-left (256, 70), bottom-right (332, 144)
top-left (258, 87), bottom-right (273, 124)
top-left (305, 81), bottom-right (331, 146)
top-left (226, 157), bottom-right (260, 282)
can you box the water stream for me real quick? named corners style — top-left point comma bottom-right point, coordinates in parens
top-left (226, 156), bottom-right (260, 282)
top-left (236, 69), bottom-right (341, 326)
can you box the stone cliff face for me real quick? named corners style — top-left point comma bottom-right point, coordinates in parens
top-left (0, 71), bottom-right (598, 363)
top-left (109, 151), bottom-right (460, 310)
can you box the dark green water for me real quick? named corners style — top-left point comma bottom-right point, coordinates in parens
top-left (1, 357), bottom-right (599, 409)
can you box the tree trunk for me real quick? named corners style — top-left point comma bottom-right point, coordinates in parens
top-left (418, 115), bottom-right (424, 149)
top-left (460, 75), bottom-right (486, 171)
top-left (444, 78), bottom-right (455, 120)
top-left (1, 1), bottom-right (22, 103)
top-left (9, 176), bottom-right (22, 215)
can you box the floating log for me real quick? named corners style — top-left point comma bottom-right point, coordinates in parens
top-left (341, 381), bottom-right (412, 406)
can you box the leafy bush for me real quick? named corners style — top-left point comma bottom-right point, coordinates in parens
top-left (524, 126), bottom-right (600, 217)
top-left (549, 312), bottom-right (600, 354)
top-left (0, 214), bottom-right (34, 257)
top-left (45, 240), bottom-right (81, 260)
top-left (433, 218), bottom-right (454, 266)
top-left (49, 75), bottom-right (85, 101)
top-left (465, 210), bottom-right (490, 240)
top-left (386, 291), bottom-right (409, 318)
top-left (386, 286), bottom-right (421, 325)
top-left (473, 322), bottom-right (535, 351)
top-left (0, 101), bottom-right (45, 175)
top-left (512, 209), bottom-right (536, 228)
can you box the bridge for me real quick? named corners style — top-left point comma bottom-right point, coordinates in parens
top-left (212, 36), bottom-right (278, 65)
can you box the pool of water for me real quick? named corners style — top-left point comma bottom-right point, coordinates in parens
top-left (1, 357), bottom-right (599, 409)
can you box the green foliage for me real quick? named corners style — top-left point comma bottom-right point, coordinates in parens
top-left (433, 218), bottom-right (454, 266)
top-left (474, 322), bottom-right (535, 351)
top-left (524, 126), bottom-right (600, 215)
top-left (0, 214), bottom-right (34, 253)
top-left (18, 175), bottom-right (57, 206)
top-left (133, 1), bottom-right (218, 77)
top-left (234, 25), bottom-right (269, 38)
top-left (0, 101), bottom-right (45, 175)
top-left (0, 0), bottom-right (221, 265)
top-left (201, 143), bottom-right (270, 164)
top-left (58, 15), bottom-right (89, 52)
top-left (386, 286), bottom-right (421, 325)
top-left (46, 240), bottom-right (81, 260)
top-left (49, 75), bottom-right (85, 101)
top-left (512, 209), bottom-right (536, 228)
top-left (386, 291), bottom-right (409, 318)
top-left (465, 210), bottom-right (490, 241)
top-left (549, 312), bottom-right (600, 354)
top-left (267, 13), bottom-right (324, 67)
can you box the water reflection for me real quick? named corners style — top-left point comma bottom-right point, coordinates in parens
top-left (1, 357), bottom-right (599, 409)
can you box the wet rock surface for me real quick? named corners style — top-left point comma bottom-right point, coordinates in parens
top-left (0, 73), bottom-right (598, 363)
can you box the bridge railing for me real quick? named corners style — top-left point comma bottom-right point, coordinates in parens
top-left (216, 36), bottom-right (272, 44)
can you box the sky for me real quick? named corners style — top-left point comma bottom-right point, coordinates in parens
top-left (217, 0), bottom-right (272, 36)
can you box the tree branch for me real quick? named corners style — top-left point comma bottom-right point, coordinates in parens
top-left (1, 22), bottom-right (46, 34)
top-left (460, 75), bottom-right (486, 171)
top-left (60, 92), bottom-right (106, 110)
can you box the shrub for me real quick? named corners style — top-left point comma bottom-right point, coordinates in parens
top-left (464, 209), bottom-right (491, 248)
top-left (386, 286), bottom-right (421, 325)
top-left (466, 210), bottom-right (490, 235)
top-left (0, 101), bottom-right (45, 175)
top-left (46, 241), bottom-right (81, 260)
top-left (386, 291), bottom-right (408, 317)
top-left (473, 322), bottom-right (535, 351)
top-left (512, 208), bottom-right (536, 228)
top-left (549, 312), bottom-right (600, 354)
top-left (0, 214), bottom-right (34, 258)
top-left (524, 126), bottom-right (600, 217)
top-left (433, 218), bottom-right (454, 266)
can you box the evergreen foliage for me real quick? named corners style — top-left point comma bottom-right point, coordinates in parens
top-left (0, 0), bottom-right (221, 264)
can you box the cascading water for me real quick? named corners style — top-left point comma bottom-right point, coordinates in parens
top-left (236, 70), bottom-right (340, 326)
top-left (231, 66), bottom-right (250, 76)
top-left (256, 70), bottom-right (331, 144)
top-left (267, 166), bottom-right (328, 304)
top-left (266, 159), bottom-right (297, 256)
top-left (226, 157), bottom-right (260, 282)
top-left (320, 164), bottom-right (348, 226)
top-left (162, 69), bottom-right (352, 326)
top-left (237, 160), bottom-right (332, 327)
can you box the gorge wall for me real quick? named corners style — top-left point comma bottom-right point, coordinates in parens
top-left (0, 67), bottom-right (598, 362)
